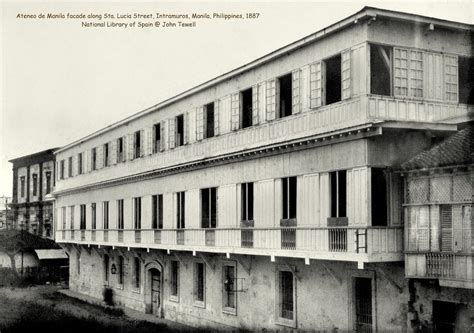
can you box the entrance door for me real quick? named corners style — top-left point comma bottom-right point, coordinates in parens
top-left (150, 269), bottom-right (161, 316)
top-left (355, 277), bottom-right (373, 332)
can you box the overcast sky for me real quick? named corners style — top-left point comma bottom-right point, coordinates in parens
top-left (1, 0), bottom-right (472, 197)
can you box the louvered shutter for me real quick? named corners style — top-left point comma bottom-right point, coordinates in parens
top-left (394, 47), bottom-right (409, 96)
top-left (292, 69), bottom-right (301, 114)
top-left (301, 65), bottom-right (310, 112)
top-left (71, 155), bottom-right (76, 176)
top-left (266, 79), bottom-right (276, 121)
top-left (168, 118), bottom-right (176, 149)
top-left (86, 149), bottom-right (92, 173)
top-left (440, 205), bottom-right (453, 251)
top-left (183, 112), bottom-right (189, 144)
top-left (341, 50), bottom-right (351, 100)
top-left (127, 133), bottom-right (134, 160)
top-left (97, 146), bottom-right (103, 169)
top-left (214, 100), bottom-right (220, 136)
top-left (140, 129), bottom-right (145, 157)
top-left (231, 93), bottom-right (240, 130)
top-left (409, 50), bottom-right (423, 98)
top-left (444, 55), bottom-right (458, 102)
top-left (196, 106), bottom-right (204, 141)
top-left (160, 121), bottom-right (166, 151)
top-left (252, 85), bottom-right (259, 125)
top-left (310, 62), bottom-right (322, 108)
top-left (145, 127), bottom-right (152, 155)
top-left (111, 140), bottom-right (117, 165)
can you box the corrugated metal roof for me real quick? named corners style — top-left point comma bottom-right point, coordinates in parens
top-left (34, 249), bottom-right (68, 260)
top-left (401, 124), bottom-right (474, 170)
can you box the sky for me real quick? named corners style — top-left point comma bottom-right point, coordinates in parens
top-left (1, 0), bottom-right (473, 197)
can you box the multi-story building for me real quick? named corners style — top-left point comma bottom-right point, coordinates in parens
top-left (10, 148), bottom-right (59, 238)
top-left (53, 7), bottom-right (473, 331)
top-left (0, 196), bottom-right (13, 230)
top-left (401, 124), bottom-right (473, 331)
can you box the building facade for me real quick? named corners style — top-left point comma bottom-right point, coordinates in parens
top-left (53, 7), bottom-right (473, 331)
top-left (10, 148), bottom-right (59, 238)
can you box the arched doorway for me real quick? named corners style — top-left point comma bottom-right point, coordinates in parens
top-left (144, 261), bottom-right (163, 317)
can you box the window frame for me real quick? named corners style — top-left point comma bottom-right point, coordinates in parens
top-left (152, 194), bottom-right (163, 229)
top-left (103, 143), bottom-right (109, 167)
top-left (240, 87), bottom-right (253, 128)
top-left (153, 123), bottom-right (161, 153)
top-left (117, 199), bottom-right (124, 229)
top-left (103, 254), bottom-right (110, 285)
top-left (275, 266), bottom-right (296, 328)
top-left (133, 256), bottom-right (141, 292)
top-left (169, 260), bottom-right (180, 302)
top-left (176, 192), bottom-right (185, 229)
top-left (68, 156), bottom-right (73, 177)
top-left (32, 173), bottom-right (38, 196)
top-left (78, 153), bottom-right (83, 174)
top-left (91, 203), bottom-right (96, 230)
top-left (330, 170), bottom-right (347, 218)
top-left (80, 204), bottom-right (86, 230)
top-left (201, 187), bottom-right (217, 228)
top-left (20, 176), bottom-right (25, 197)
top-left (193, 261), bottom-right (206, 307)
top-left (282, 177), bottom-right (297, 220)
top-left (91, 148), bottom-right (97, 170)
top-left (133, 197), bottom-right (142, 229)
top-left (133, 130), bottom-right (141, 159)
top-left (45, 171), bottom-right (52, 194)
top-left (117, 137), bottom-right (124, 163)
top-left (117, 255), bottom-right (124, 288)
top-left (277, 73), bottom-right (293, 118)
top-left (103, 201), bottom-right (109, 229)
top-left (241, 182), bottom-right (254, 222)
top-left (204, 102), bottom-right (215, 139)
top-left (222, 261), bottom-right (237, 315)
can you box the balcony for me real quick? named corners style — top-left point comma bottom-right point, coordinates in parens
top-left (56, 226), bottom-right (403, 263)
top-left (55, 95), bottom-right (473, 194)
top-left (405, 252), bottom-right (473, 289)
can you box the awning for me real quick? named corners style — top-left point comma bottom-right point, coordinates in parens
top-left (35, 249), bottom-right (68, 260)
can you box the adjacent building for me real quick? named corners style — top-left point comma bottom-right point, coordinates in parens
top-left (53, 7), bottom-right (473, 331)
top-left (9, 148), bottom-right (59, 238)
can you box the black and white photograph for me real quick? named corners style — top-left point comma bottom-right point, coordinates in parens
top-left (0, 0), bottom-right (473, 331)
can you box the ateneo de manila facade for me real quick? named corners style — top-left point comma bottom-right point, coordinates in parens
top-left (52, 7), bottom-right (473, 331)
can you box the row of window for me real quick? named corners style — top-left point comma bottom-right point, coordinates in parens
top-left (58, 45), bottom-right (473, 181)
top-left (18, 171), bottom-right (52, 199)
top-left (60, 169), bottom-right (391, 230)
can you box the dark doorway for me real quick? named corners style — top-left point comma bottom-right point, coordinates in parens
top-left (354, 277), bottom-right (373, 332)
top-left (325, 55), bottom-right (342, 105)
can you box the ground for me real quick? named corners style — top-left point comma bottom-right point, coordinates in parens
top-left (0, 285), bottom-right (197, 332)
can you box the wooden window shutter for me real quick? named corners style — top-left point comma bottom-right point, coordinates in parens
top-left (292, 69), bottom-right (301, 114)
top-left (196, 106), bottom-right (204, 141)
top-left (127, 133), bottom-right (134, 160)
top-left (110, 140), bottom-right (117, 165)
top-left (310, 61), bottom-right (322, 108)
top-left (266, 78), bottom-right (276, 121)
top-left (393, 47), bottom-right (409, 96)
top-left (440, 205), bottom-right (453, 251)
top-left (214, 100), bottom-right (220, 136)
top-left (140, 129), bottom-right (145, 157)
top-left (160, 121), bottom-right (166, 151)
top-left (168, 118), bottom-right (176, 149)
top-left (341, 50), bottom-right (351, 100)
top-left (444, 54), bottom-right (458, 102)
top-left (300, 65), bottom-right (310, 112)
top-left (86, 149), bottom-right (92, 172)
top-left (183, 112), bottom-right (189, 144)
top-left (145, 127), bottom-right (152, 155)
top-left (252, 85), bottom-right (259, 125)
top-left (409, 50), bottom-right (423, 98)
top-left (96, 146), bottom-right (103, 169)
top-left (231, 93), bottom-right (240, 130)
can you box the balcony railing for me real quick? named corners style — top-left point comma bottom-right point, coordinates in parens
top-left (56, 226), bottom-right (403, 262)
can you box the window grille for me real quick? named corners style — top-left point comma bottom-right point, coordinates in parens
top-left (407, 178), bottom-right (429, 204)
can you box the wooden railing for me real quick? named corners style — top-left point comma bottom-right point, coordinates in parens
top-left (56, 226), bottom-right (403, 259)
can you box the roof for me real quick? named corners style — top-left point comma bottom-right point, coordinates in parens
top-left (55, 6), bottom-right (473, 154)
top-left (401, 124), bottom-right (474, 170)
top-left (35, 249), bottom-right (68, 260)
top-left (9, 147), bottom-right (61, 164)
top-left (0, 230), bottom-right (61, 252)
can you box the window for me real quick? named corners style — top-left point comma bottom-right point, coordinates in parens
top-left (117, 137), bottom-right (124, 163)
top-left (80, 204), bottom-right (86, 230)
top-left (152, 194), bottom-right (163, 229)
top-left (170, 260), bottom-right (179, 300)
top-left (370, 44), bottom-right (392, 96)
top-left (118, 256), bottom-right (124, 285)
top-left (176, 192), bottom-right (185, 229)
top-left (76, 252), bottom-right (81, 275)
top-left (60, 160), bottom-right (65, 179)
top-left (176, 115), bottom-right (184, 147)
top-left (45, 172), bottom-right (52, 194)
top-left (153, 123), bottom-right (161, 153)
top-left (459, 57), bottom-right (474, 104)
top-left (330, 170), bottom-right (347, 218)
top-left (204, 102), bottom-right (215, 138)
top-left (103, 143), bottom-right (109, 167)
top-left (20, 176), bottom-right (25, 197)
top-left (324, 54), bottom-right (342, 105)
top-left (134, 131), bottom-right (141, 159)
top-left (223, 264), bottom-right (237, 313)
top-left (134, 257), bottom-right (141, 289)
top-left (68, 156), bottom-right (73, 177)
top-left (282, 177), bottom-right (297, 220)
top-left (91, 203), bottom-right (96, 229)
top-left (354, 277), bottom-right (373, 332)
top-left (201, 188), bottom-right (217, 228)
top-left (371, 168), bottom-right (388, 226)
top-left (91, 148), bottom-right (97, 170)
top-left (32, 174), bottom-right (38, 196)
top-left (78, 153), bottom-right (83, 174)
top-left (278, 270), bottom-right (295, 322)
top-left (61, 207), bottom-right (66, 230)
top-left (278, 73), bottom-right (292, 118)
top-left (194, 262), bottom-right (205, 305)
top-left (117, 199), bottom-right (124, 229)
top-left (241, 88), bottom-right (253, 128)
top-left (241, 182), bottom-right (254, 221)
top-left (103, 201), bottom-right (109, 229)
top-left (70, 205), bottom-right (75, 229)
top-left (104, 254), bottom-right (109, 284)
top-left (133, 197), bottom-right (141, 229)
